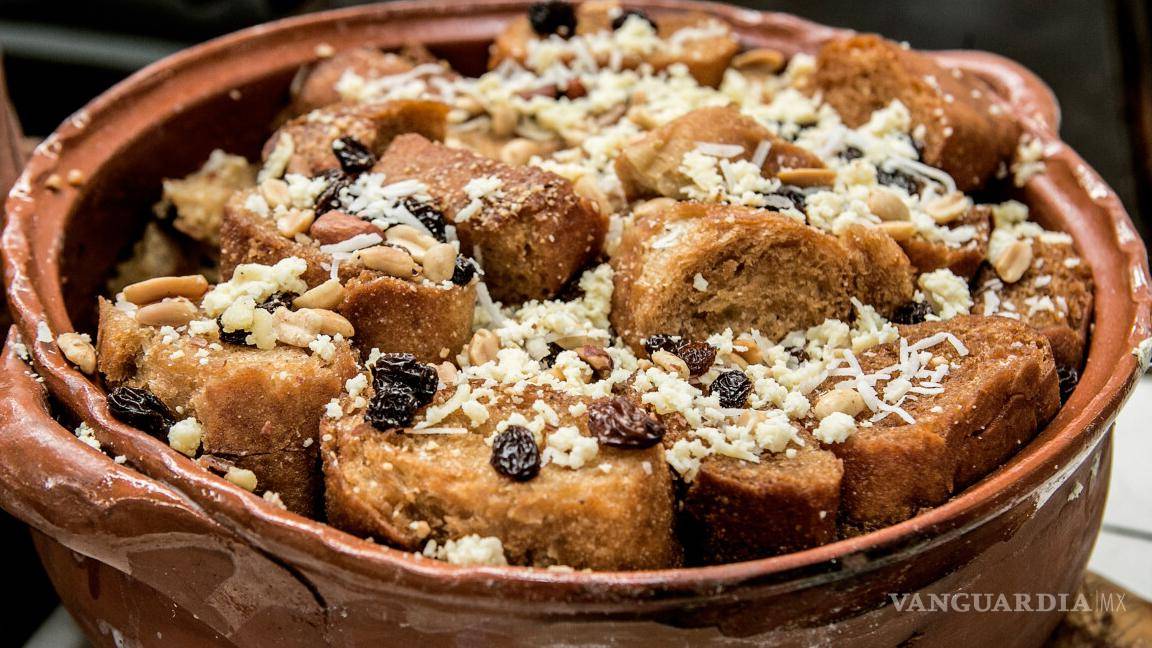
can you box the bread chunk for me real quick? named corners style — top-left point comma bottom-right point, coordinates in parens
top-left (814, 316), bottom-right (1060, 528)
top-left (611, 202), bottom-right (914, 349)
top-left (290, 48), bottom-right (415, 115)
top-left (322, 384), bottom-right (681, 570)
top-left (615, 106), bottom-right (824, 200)
top-left (154, 151), bottom-right (255, 246)
top-left (490, 3), bottom-right (739, 87)
top-left (373, 134), bottom-right (606, 304)
top-left (808, 35), bottom-right (1020, 192)
top-left (262, 100), bottom-right (449, 178)
top-left (219, 194), bottom-right (476, 362)
top-left (973, 238), bottom-right (1093, 368)
top-left (898, 204), bottom-right (991, 279)
top-left (96, 299), bottom-right (358, 516)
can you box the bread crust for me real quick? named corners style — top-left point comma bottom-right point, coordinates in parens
top-left (808, 35), bottom-right (1020, 192)
top-left (290, 48), bottom-right (416, 116)
top-left (898, 204), bottom-right (991, 279)
top-left (373, 134), bottom-right (605, 304)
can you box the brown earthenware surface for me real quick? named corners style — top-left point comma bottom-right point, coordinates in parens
top-left (1, 1), bottom-right (1150, 645)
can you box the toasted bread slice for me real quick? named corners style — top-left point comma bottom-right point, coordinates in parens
top-left (811, 315), bottom-right (1060, 528)
top-left (898, 204), bottom-right (991, 279)
top-left (373, 134), bottom-right (606, 304)
top-left (290, 48), bottom-right (415, 115)
top-left (611, 202), bottom-right (914, 349)
top-left (322, 383), bottom-right (681, 570)
top-left (808, 35), bottom-right (1020, 192)
top-left (615, 106), bottom-right (824, 200)
top-left (262, 100), bottom-right (449, 178)
top-left (490, 3), bottom-right (739, 87)
top-left (96, 299), bottom-right (358, 516)
top-left (973, 237), bottom-right (1093, 368)
top-left (219, 193), bottom-right (476, 362)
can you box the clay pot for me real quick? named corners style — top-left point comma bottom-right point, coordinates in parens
top-left (1, 2), bottom-right (1149, 646)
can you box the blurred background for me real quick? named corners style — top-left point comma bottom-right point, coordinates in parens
top-left (1, 0), bottom-right (1150, 645)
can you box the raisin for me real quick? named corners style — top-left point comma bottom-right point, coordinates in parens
top-left (643, 334), bottom-right (681, 357)
top-left (528, 0), bottom-right (576, 37)
top-left (842, 145), bottom-right (864, 161)
top-left (540, 342), bottom-right (566, 368)
top-left (315, 169), bottom-right (350, 215)
top-left (710, 370), bottom-right (752, 408)
top-left (400, 197), bottom-right (447, 242)
top-left (366, 382), bottom-right (420, 430)
top-left (676, 341), bottom-right (717, 377)
top-left (217, 320), bottom-right (249, 346)
top-left (333, 136), bottom-right (376, 175)
top-left (490, 425), bottom-right (541, 481)
top-left (612, 8), bottom-right (656, 30)
top-left (877, 167), bottom-right (923, 195)
top-left (587, 396), bottom-right (665, 449)
top-left (1057, 365), bottom-right (1080, 401)
top-left (787, 345), bottom-right (807, 365)
top-left (108, 386), bottom-right (176, 438)
top-left (769, 187), bottom-right (808, 210)
top-left (257, 292), bottom-right (293, 313)
top-left (450, 256), bottom-right (478, 286)
top-left (891, 301), bottom-right (932, 325)
top-left (372, 353), bottom-right (438, 407)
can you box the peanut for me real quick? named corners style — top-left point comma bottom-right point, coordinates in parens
top-left (923, 192), bottom-right (970, 224)
top-left (489, 103), bottom-right (518, 138)
top-left (992, 240), bottom-right (1033, 283)
top-left (734, 335), bottom-right (763, 365)
top-left (274, 308), bottom-right (355, 347)
top-left (467, 329), bottom-right (499, 365)
top-left (358, 245), bottom-right (416, 278)
top-left (777, 167), bottom-right (837, 187)
top-left (135, 297), bottom-right (199, 327)
top-left (732, 48), bottom-right (787, 75)
top-left (259, 178), bottom-right (291, 209)
top-left (293, 279), bottom-right (346, 310)
top-left (499, 138), bottom-right (545, 166)
top-left (633, 197), bottom-right (677, 220)
top-left (574, 174), bottom-right (613, 216)
top-left (813, 389), bottom-right (866, 419)
top-left (309, 211), bottom-right (378, 245)
top-left (434, 362), bottom-right (459, 385)
top-left (122, 275), bottom-right (209, 305)
top-left (421, 243), bottom-right (458, 283)
top-left (385, 225), bottom-right (438, 261)
top-left (867, 187), bottom-right (910, 221)
top-left (56, 332), bottom-right (96, 374)
top-left (878, 220), bottom-right (917, 241)
top-left (276, 208), bottom-right (316, 238)
top-left (652, 349), bottom-right (690, 379)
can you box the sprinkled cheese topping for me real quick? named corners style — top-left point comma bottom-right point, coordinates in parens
top-left (422, 534), bottom-right (508, 566)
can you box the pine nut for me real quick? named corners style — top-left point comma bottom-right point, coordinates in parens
top-left (276, 208), bottom-right (316, 238)
top-left (777, 167), bottom-right (837, 187)
top-left (421, 243), bottom-right (458, 283)
top-left (259, 178), bottom-right (291, 209)
top-left (136, 297), bottom-right (199, 327)
top-left (813, 389), bottom-right (866, 419)
top-left (732, 48), bottom-right (786, 74)
top-left (57, 332), bottom-right (95, 374)
top-left (992, 240), bottom-right (1033, 283)
top-left (877, 220), bottom-right (917, 241)
top-left (293, 279), bottom-right (346, 310)
top-left (358, 245), bottom-right (416, 278)
top-left (734, 335), bottom-right (763, 364)
top-left (867, 187), bottom-right (910, 221)
top-left (489, 103), bottom-right (518, 138)
top-left (652, 349), bottom-right (690, 379)
top-left (923, 192), bottom-right (970, 224)
top-left (467, 328), bottom-right (499, 365)
top-left (123, 275), bottom-right (209, 305)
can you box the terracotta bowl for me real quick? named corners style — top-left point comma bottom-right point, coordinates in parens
top-left (2, 1), bottom-right (1149, 645)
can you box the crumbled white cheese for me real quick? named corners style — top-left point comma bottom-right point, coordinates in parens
top-left (814, 411), bottom-right (857, 443)
top-left (422, 534), bottom-right (508, 566)
top-left (918, 269), bottom-right (972, 320)
top-left (167, 418), bottom-right (203, 457)
top-left (541, 426), bottom-right (599, 469)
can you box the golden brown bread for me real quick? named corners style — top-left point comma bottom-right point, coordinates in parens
top-left (373, 134), bottom-right (606, 304)
top-left (290, 48), bottom-right (416, 115)
top-left (219, 195), bottom-right (476, 362)
top-left (814, 315), bottom-right (1060, 528)
top-left (262, 100), bottom-right (449, 177)
top-left (96, 299), bottom-right (358, 516)
top-left (808, 35), bottom-right (1020, 192)
top-left (614, 106), bottom-right (825, 200)
top-left (610, 201), bottom-right (914, 350)
top-left (973, 238), bottom-right (1094, 368)
top-left (322, 384), bottom-right (682, 570)
top-left (898, 204), bottom-right (991, 279)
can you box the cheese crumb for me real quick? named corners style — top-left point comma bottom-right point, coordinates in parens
top-left (541, 426), bottom-right (599, 469)
top-left (918, 269), bottom-right (972, 320)
top-left (167, 417), bottom-right (203, 457)
top-left (813, 412), bottom-right (857, 444)
top-left (422, 534), bottom-right (508, 566)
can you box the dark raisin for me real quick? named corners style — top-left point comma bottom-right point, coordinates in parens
top-left (643, 334), bottom-right (681, 357)
top-left (366, 382), bottom-right (420, 430)
top-left (315, 169), bottom-right (350, 215)
top-left (450, 256), bottom-right (478, 286)
top-left (1057, 365), bottom-right (1080, 402)
top-left (890, 301), bottom-right (932, 325)
top-left (768, 187), bottom-right (808, 210)
top-left (787, 345), bottom-right (807, 365)
top-left (372, 353), bottom-right (438, 407)
top-left (611, 8), bottom-right (656, 30)
top-left (587, 396), bottom-right (665, 449)
top-left (877, 167), bottom-right (923, 195)
top-left (400, 197), bottom-right (447, 242)
top-left (676, 341), bottom-right (717, 377)
top-left (108, 386), bottom-right (176, 438)
top-left (257, 292), bottom-right (293, 313)
top-left (710, 370), bottom-right (752, 408)
top-left (333, 136), bottom-right (376, 174)
top-left (528, 0), bottom-right (576, 37)
top-left (842, 145), bottom-right (864, 161)
top-left (540, 342), bottom-right (566, 368)
top-left (490, 425), bottom-right (541, 481)
top-left (217, 320), bottom-right (249, 346)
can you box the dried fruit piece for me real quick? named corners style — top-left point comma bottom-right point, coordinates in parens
top-left (710, 370), bottom-right (752, 408)
top-left (314, 169), bottom-right (351, 215)
top-left (876, 168), bottom-right (923, 195)
top-left (676, 341), bottom-right (717, 377)
top-left (333, 136), bottom-right (376, 174)
top-left (217, 321), bottom-right (249, 346)
top-left (490, 425), bottom-right (541, 481)
top-left (372, 353), bottom-right (438, 407)
top-left (587, 396), bottom-right (665, 449)
top-left (366, 382), bottom-right (420, 430)
top-left (400, 198), bottom-right (447, 242)
top-left (642, 334), bottom-right (681, 357)
top-left (451, 256), bottom-right (478, 286)
top-left (258, 292), bottom-right (294, 313)
top-left (108, 386), bottom-right (176, 438)
top-left (890, 301), bottom-right (932, 325)
top-left (612, 8), bottom-right (656, 30)
top-left (528, 0), bottom-right (576, 37)
top-left (1057, 365), bottom-right (1079, 402)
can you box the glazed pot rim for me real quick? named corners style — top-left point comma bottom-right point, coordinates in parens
top-left (3, 0), bottom-right (1150, 600)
